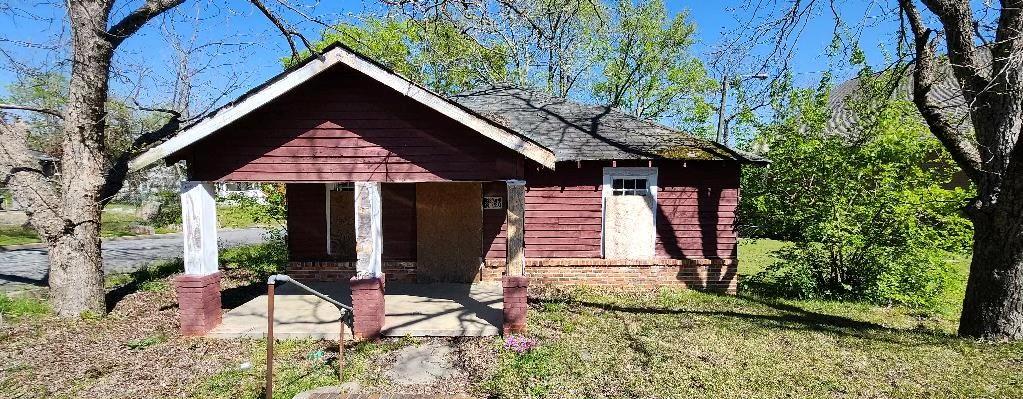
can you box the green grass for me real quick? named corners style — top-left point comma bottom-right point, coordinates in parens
top-left (0, 293), bottom-right (50, 322)
top-left (217, 204), bottom-right (266, 229)
top-left (737, 238), bottom-right (791, 276)
top-left (483, 286), bottom-right (1023, 398)
top-left (0, 226), bottom-right (40, 246)
top-left (0, 202), bottom-right (266, 246)
top-left (193, 338), bottom-right (418, 399)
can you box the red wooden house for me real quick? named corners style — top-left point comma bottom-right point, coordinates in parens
top-left (131, 43), bottom-right (765, 338)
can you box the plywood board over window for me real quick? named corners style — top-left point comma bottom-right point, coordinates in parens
top-left (602, 167), bottom-right (658, 259)
top-left (328, 183), bottom-right (356, 260)
top-left (416, 182), bottom-right (483, 283)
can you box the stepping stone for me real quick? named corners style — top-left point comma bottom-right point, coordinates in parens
top-left (383, 341), bottom-right (456, 386)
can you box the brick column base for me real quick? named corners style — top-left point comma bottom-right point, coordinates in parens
top-left (503, 275), bottom-right (529, 335)
top-left (175, 272), bottom-right (222, 336)
top-left (350, 274), bottom-right (386, 340)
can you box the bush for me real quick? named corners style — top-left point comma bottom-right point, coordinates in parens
top-left (149, 190), bottom-right (182, 227)
top-left (747, 243), bottom-right (957, 308)
top-left (740, 71), bottom-right (971, 309)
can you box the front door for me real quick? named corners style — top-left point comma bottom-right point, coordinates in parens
top-left (602, 167), bottom-right (658, 259)
top-left (415, 182), bottom-right (483, 282)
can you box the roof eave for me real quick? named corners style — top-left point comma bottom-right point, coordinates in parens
top-left (130, 44), bottom-right (556, 172)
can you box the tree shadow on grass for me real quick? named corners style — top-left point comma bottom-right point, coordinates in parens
top-left (529, 292), bottom-right (959, 345)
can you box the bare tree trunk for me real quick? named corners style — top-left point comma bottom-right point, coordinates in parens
top-left (44, 0), bottom-right (117, 316)
top-left (47, 215), bottom-right (106, 315)
top-left (960, 198), bottom-right (1023, 340)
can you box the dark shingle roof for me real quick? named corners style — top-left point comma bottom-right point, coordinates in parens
top-left (826, 52), bottom-right (984, 137)
top-left (450, 87), bottom-right (765, 163)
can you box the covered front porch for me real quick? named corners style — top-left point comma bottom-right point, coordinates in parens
top-left (209, 281), bottom-right (503, 339)
top-left (174, 179), bottom-right (528, 339)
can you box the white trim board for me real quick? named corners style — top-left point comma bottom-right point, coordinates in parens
top-left (129, 44), bottom-right (557, 172)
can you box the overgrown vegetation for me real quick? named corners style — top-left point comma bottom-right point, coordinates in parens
top-left (740, 69), bottom-right (973, 309)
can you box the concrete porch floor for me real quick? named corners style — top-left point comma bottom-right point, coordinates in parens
top-left (209, 281), bottom-right (503, 339)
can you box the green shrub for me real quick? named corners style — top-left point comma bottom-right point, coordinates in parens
top-left (150, 190), bottom-right (182, 227)
top-left (740, 69), bottom-right (971, 309)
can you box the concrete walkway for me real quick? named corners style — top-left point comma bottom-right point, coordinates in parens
top-left (210, 281), bottom-right (503, 339)
top-left (0, 228), bottom-right (266, 292)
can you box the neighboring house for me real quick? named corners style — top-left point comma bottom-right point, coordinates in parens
top-left (826, 56), bottom-right (976, 188)
top-left (216, 182), bottom-right (267, 203)
top-left (130, 43), bottom-right (765, 337)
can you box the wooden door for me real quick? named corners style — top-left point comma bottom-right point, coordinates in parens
top-left (415, 182), bottom-right (483, 282)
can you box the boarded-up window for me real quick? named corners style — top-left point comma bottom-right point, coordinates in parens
top-left (328, 183), bottom-right (356, 260)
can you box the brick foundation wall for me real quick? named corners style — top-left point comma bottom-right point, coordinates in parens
top-left (350, 275), bottom-right (386, 340)
top-left (482, 258), bottom-right (737, 293)
top-left (288, 261), bottom-right (416, 283)
top-left (289, 258), bottom-right (737, 293)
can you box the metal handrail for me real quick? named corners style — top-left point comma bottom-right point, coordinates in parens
top-left (264, 274), bottom-right (354, 399)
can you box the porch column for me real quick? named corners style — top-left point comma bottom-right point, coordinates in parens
top-left (175, 181), bottom-right (222, 336)
top-left (503, 180), bottom-right (529, 335)
top-left (350, 181), bottom-right (385, 340)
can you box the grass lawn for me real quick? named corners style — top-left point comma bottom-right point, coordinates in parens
top-left (2, 242), bottom-right (1021, 398)
top-left (0, 203), bottom-right (266, 246)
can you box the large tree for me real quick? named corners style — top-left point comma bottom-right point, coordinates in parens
top-left (0, 0), bottom-right (328, 317)
top-left (724, 0), bottom-right (1023, 340)
top-left (896, 0), bottom-right (1023, 340)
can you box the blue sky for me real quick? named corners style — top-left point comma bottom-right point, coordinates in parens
top-left (0, 1), bottom-right (902, 110)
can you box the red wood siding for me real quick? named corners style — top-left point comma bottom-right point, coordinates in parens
top-left (183, 65), bottom-right (524, 182)
top-left (655, 162), bottom-right (739, 259)
top-left (521, 164), bottom-right (604, 258)
top-left (286, 183), bottom-right (327, 260)
top-left (381, 183), bottom-right (416, 261)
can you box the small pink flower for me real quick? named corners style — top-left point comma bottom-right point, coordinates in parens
top-left (503, 335), bottom-right (537, 353)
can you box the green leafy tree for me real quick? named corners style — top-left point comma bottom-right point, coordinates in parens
top-left (302, 17), bottom-right (509, 95)
top-left (742, 72), bottom-right (972, 308)
top-left (592, 0), bottom-right (716, 134)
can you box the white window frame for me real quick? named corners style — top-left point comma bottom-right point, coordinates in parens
top-left (601, 167), bottom-right (658, 258)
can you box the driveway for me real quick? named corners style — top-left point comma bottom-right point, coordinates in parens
top-left (0, 228), bottom-right (266, 292)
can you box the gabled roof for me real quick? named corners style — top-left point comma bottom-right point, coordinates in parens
top-left (452, 87), bottom-right (766, 163)
top-left (130, 43), bottom-right (557, 171)
top-left (131, 42), bottom-right (762, 172)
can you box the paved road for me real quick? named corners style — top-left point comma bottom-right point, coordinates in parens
top-left (0, 228), bottom-right (266, 292)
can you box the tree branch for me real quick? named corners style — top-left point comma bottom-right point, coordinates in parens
top-left (107, 0), bottom-right (186, 48)
top-left (100, 114), bottom-right (181, 204)
top-left (250, 0), bottom-right (316, 63)
top-left (0, 103), bottom-right (63, 119)
top-left (899, 0), bottom-right (985, 184)
top-left (918, 0), bottom-right (990, 101)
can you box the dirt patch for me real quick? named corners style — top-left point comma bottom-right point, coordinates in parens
top-left (0, 274), bottom-right (254, 398)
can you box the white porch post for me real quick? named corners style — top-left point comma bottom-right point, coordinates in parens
top-left (505, 180), bottom-right (526, 276)
top-left (176, 181), bottom-right (222, 336)
top-left (354, 181), bottom-right (383, 277)
top-left (181, 181), bottom-right (219, 275)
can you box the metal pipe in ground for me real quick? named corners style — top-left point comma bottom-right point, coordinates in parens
top-left (265, 282), bottom-right (275, 399)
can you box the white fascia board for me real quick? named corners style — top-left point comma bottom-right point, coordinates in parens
top-left (130, 46), bottom-right (556, 172)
